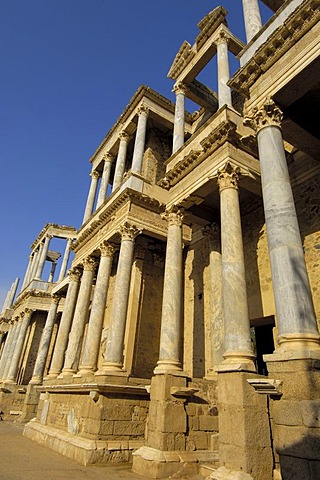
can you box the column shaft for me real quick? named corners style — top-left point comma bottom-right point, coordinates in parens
top-left (242, 0), bottom-right (262, 43)
top-left (99, 224), bottom-right (140, 372)
top-left (217, 33), bottom-right (232, 108)
top-left (35, 235), bottom-right (51, 280)
top-left (29, 297), bottom-right (60, 384)
top-left (218, 163), bottom-right (255, 371)
top-left (155, 208), bottom-right (184, 374)
top-left (96, 154), bottom-right (113, 208)
top-left (57, 238), bottom-right (72, 282)
top-left (82, 170), bottom-right (99, 224)
top-left (0, 325), bottom-right (15, 380)
top-left (113, 132), bottom-right (129, 191)
top-left (172, 83), bottom-right (187, 154)
top-left (78, 243), bottom-right (114, 374)
top-left (21, 256), bottom-right (33, 290)
top-left (2, 321), bottom-right (21, 381)
top-left (131, 105), bottom-right (149, 174)
top-left (47, 268), bottom-right (81, 377)
top-left (62, 257), bottom-right (96, 375)
top-left (6, 309), bottom-right (33, 383)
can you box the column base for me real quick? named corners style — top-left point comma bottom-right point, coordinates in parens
top-left (217, 351), bottom-right (256, 373)
top-left (76, 366), bottom-right (95, 376)
top-left (267, 332), bottom-right (320, 362)
top-left (154, 360), bottom-right (184, 375)
top-left (58, 369), bottom-right (76, 379)
top-left (29, 376), bottom-right (42, 385)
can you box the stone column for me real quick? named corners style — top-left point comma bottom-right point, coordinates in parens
top-left (245, 100), bottom-right (320, 354)
top-left (98, 223), bottom-right (140, 373)
top-left (217, 162), bottom-right (255, 371)
top-left (30, 246), bottom-right (42, 282)
top-left (242, 0), bottom-right (262, 43)
top-left (78, 242), bottom-right (115, 375)
top-left (21, 255), bottom-right (33, 290)
top-left (202, 223), bottom-right (224, 374)
top-left (113, 131), bottom-right (130, 191)
top-left (0, 323), bottom-right (15, 380)
top-left (29, 296), bottom-right (60, 384)
top-left (96, 153), bottom-right (114, 208)
top-left (154, 207), bottom-right (184, 374)
top-left (172, 82), bottom-right (187, 154)
top-left (57, 238), bottom-right (72, 282)
top-left (131, 105), bottom-right (149, 175)
top-left (6, 309), bottom-right (34, 383)
top-left (61, 256), bottom-right (97, 375)
top-left (82, 170), bottom-right (99, 224)
top-left (1, 320), bottom-right (22, 381)
top-left (216, 31), bottom-right (232, 108)
top-left (47, 267), bottom-right (81, 378)
top-left (35, 235), bottom-right (51, 280)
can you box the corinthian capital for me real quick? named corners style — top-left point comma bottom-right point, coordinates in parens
top-left (137, 104), bottom-right (149, 117)
top-left (202, 223), bottom-right (220, 242)
top-left (216, 30), bottom-right (230, 46)
top-left (90, 170), bottom-right (100, 180)
top-left (99, 241), bottom-right (116, 257)
top-left (120, 223), bottom-right (141, 241)
top-left (161, 205), bottom-right (184, 227)
top-left (172, 82), bottom-right (188, 96)
top-left (68, 267), bottom-right (82, 282)
top-left (244, 98), bottom-right (283, 132)
top-left (82, 256), bottom-right (97, 271)
top-left (119, 130), bottom-right (130, 142)
top-left (103, 152), bottom-right (114, 163)
top-left (217, 162), bottom-right (240, 192)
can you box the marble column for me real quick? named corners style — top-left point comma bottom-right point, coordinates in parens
top-left (21, 255), bottom-right (33, 290)
top-left (217, 162), bottom-right (255, 371)
top-left (131, 105), bottom-right (149, 175)
top-left (47, 267), bottom-right (81, 378)
top-left (242, 0), bottom-right (262, 43)
top-left (98, 223), bottom-right (140, 373)
top-left (154, 207), bottom-right (184, 374)
top-left (6, 308), bottom-right (34, 383)
top-left (82, 170), bottom-right (100, 224)
top-left (216, 31), bottom-right (232, 108)
top-left (202, 223), bottom-right (224, 373)
top-left (245, 100), bottom-right (320, 354)
top-left (0, 323), bottom-right (15, 380)
top-left (57, 238), bottom-right (72, 282)
top-left (61, 256), bottom-right (97, 375)
top-left (113, 131), bottom-right (130, 191)
top-left (30, 247), bottom-right (41, 282)
top-left (172, 82), bottom-right (187, 154)
top-left (96, 153), bottom-right (114, 208)
top-left (78, 242), bottom-right (115, 375)
top-left (1, 319), bottom-right (22, 381)
top-left (35, 235), bottom-right (51, 280)
top-left (29, 296), bottom-right (60, 384)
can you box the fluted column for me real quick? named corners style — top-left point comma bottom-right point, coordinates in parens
top-left (242, 0), bottom-right (262, 43)
top-left (29, 296), bottom-right (60, 384)
top-left (57, 238), bottom-right (72, 282)
top-left (216, 31), bottom-right (232, 108)
top-left (78, 242), bottom-right (115, 375)
top-left (0, 323), bottom-right (15, 380)
top-left (131, 105), bottom-right (149, 175)
top-left (96, 153), bottom-right (114, 208)
top-left (98, 223), bottom-right (140, 373)
top-left (35, 235), bottom-right (51, 280)
top-left (82, 170), bottom-right (100, 224)
top-left (47, 267), bottom-right (81, 378)
top-left (61, 256), bottom-right (97, 375)
top-left (113, 131), bottom-right (130, 191)
top-left (202, 223), bottom-right (224, 374)
top-left (6, 308), bottom-right (34, 383)
top-left (172, 82), bottom-right (187, 154)
top-left (154, 207), bottom-right (184, 374)
top-left (245, 100), bottom-right (320, 354)
top-left (217, 162), bottom-right (255, 371)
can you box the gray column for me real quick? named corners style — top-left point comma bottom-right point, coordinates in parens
top-left (202, 223), bottom-right (224, 374)
top-left (57, 238), bottom-right (72, 282)
top-left (217, 162), bottom-right (255, 371)
top-left (29, 296), bottom-right (60, 384)
top-left (172, 83), bottom-right (187, 154)
top-left (154, 207), bottom-right (184, 374)
top-left (29, 247), bottom-right (41, 282)
top-left (98, 223), bottom-right (140, 373)
top-left (216, 32), bottom-right (232, 108)
top-left (2, 278), bottom-right (19, 311)
top-left (0, 323), bottom-right (15, 380)
top-left (242, 0), bottom-right (262, 43)
top-left (131, 105), bottom-right (149, 174)
top-left (96, 153), bottom-right (114, 208)
top-left (6, 309), bottom-right (33, 383)
top-left (1, 319), bottom-right (21, 381)
top-left (78, 242), bottom-right (115, 375)
top-left (113, 131), bottom-right (130, 191)
top-left (61, 256), bottom-right (97, 375)
top-left (35, 235), bottom-right (51, 280)
top-left (82, 170), bottom-right (100, 224)
top-left (245, 100), bottom-right (320, 353)
top-left (21, 255), bottom-right (33, 290)
top-left (47, 267), bottom-right (81, 378)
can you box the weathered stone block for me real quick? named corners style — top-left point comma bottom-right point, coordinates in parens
top-left (199, 415), bottom-right (219, 431)
top-left (113, 420), bottom-right (145, 436)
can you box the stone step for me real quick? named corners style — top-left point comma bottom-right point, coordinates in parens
top-left (199, 461), bottom-right (223, 479)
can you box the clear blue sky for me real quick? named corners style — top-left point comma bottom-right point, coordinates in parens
top-left (0, 1), bottom-right (272, 307)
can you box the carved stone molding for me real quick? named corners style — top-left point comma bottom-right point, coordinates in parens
top-left (244, 98), bottom-right (283, 132)
top-left (172, 82), bottom-right (188, 96)
top-left (90, 170), bottom-right (100, 180)
top-left (119, 131), bottom-right (130, 142)
top-left (137, 104), bottom-right (149, 117)
top-left (103, 152), bottom-right (114, 163)
top-left (120, 223), bottom-right (141, 242)
top-left (24, 308), bottom-right (35, 318)
top-left (215, 30), bottom-right (230, 46)
top-left (161, 205), bottom-right (184, 227)
top-left (99, 241), bottom-right (116, 257)
top-left (216, 162), bottom-right (240, 192)
top-left (68, 267), bottom-right (82, 282)
top-left (82, 256), bottom-right (98, 271)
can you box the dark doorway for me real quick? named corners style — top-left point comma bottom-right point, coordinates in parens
top-left (251, 316), bottom-right (275, 376)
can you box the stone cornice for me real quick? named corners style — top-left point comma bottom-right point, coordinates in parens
top-left (158, 120), bottom-right (257, 189)
top-left (72, 189), bottom-right (165, 252)
top-left (229, 0), bottom-right (320, 96)
top-left (12, 289), bottom-right (52, 310)
top-left (31, 224), bottom-right (77, 250)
